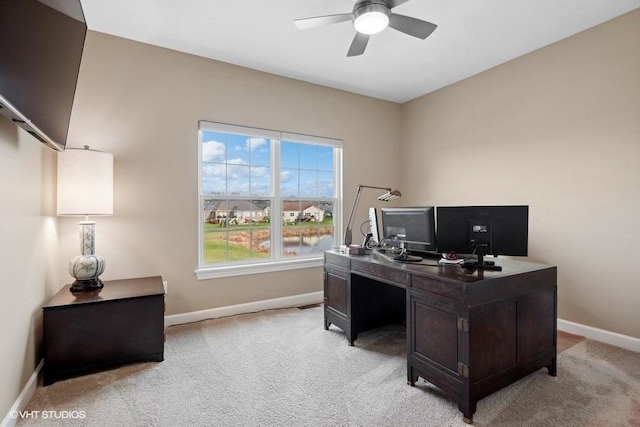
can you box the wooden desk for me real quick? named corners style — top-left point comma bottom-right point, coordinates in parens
top-left (43, 276), bottom-right (165, 385)
top-left (324, 251), bottom-right (557, 423)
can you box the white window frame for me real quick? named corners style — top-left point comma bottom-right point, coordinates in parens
top-left (196, 121), bottom-right (343, 280)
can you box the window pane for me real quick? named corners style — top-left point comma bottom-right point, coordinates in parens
top-left (318, 171), bottom-right (334, 198)
top-left (249, 137), bottom-right (270, 166)
top-left (202, 132), bottom-right (226, 163)
top-left (299, 170), bottom-right (317, 197)
top-left (299, 144), bottom-right (317, 170)
top-left (202, 131), bottom-right (273, 197)
top-left (317, 146), bottom-right (333, 171)
top-left (281, 141), bottom-right (299, 168)
top-left (250, 166), bottom-right (271, 196)
top-left (281, 168), bottom-right (299, 197)
top-left (202, 163), bottom-right (226, 195)
top-left (281, 200), bottom-right (334, 257)
top-left (227, 165), bottom-right (250, 195)
top-left (202, 199), bottom-right (271, 263)
top-left (226, 135), bottom-right (250, 164)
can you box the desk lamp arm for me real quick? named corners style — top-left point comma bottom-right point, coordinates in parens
top-left (344, 184), bottom-right (396, 246)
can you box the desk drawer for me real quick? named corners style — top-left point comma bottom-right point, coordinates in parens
top-left (351, 259), bottom-right (409, 287)
top-left (325, 263), bottom-right (348, 278)
top-left (410, 275), bottom-right (464, 301)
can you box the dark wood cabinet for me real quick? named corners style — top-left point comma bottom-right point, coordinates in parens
top-left (43, 276), bottom-right (165, 385)
top-left (324, 251), bottom-right (557, 423)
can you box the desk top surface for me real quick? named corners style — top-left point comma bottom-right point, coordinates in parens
top-left (326, 250), bottom-right (556, 284)
top-left (44, 276), bottom-right (164, 309)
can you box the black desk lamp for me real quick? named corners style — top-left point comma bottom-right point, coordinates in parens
top-left (344, 184), bottom-right (401, 247)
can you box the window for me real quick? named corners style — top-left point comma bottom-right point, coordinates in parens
top-left (197, 121), bottom-right (343, 279)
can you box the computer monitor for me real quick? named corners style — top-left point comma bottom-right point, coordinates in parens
top-left (381, 207), bottom-right (436, 261)
top-left (436, 206), bottom-right (529, 270)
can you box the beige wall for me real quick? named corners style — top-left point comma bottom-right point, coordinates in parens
top-left (400, 10), bottom-right (640, 338)
top-left (59, 31), bottom-right (402, 315)
top-left (0, 118), bottom-right (59, 417)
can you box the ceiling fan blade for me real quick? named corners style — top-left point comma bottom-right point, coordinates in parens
top-left (388, 14), bottom-right (437, 39)
top-left (347, 32), bottom-right (370, 57)
top-left (294, 13), bottom-right (353, 30)
top-left (386, 0), bottom-right (410, 9)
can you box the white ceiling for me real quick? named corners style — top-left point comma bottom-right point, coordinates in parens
top-left (80, 0), bottom-right (640, 103)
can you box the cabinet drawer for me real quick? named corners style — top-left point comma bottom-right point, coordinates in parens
top-left (325, 263), bottom-right (348, 278)
top-left (351, 259), bottom-right (409, 287)
top-left (411, 275), bottom-right (464, 301)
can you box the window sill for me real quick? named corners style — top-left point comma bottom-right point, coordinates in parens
top-left (195, 257), bottom-right (324, 280)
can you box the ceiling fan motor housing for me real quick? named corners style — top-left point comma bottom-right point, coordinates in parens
top-left (353, 0), bottom-right (392, 34)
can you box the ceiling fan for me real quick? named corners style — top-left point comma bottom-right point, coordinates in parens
top-left (294, 0), bottom-right (437, 57)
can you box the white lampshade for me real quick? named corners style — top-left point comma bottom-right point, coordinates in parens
top-left (57, 146), bottom-right (114, 216)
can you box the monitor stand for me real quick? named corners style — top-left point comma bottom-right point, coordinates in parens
top-left (462, 246), bottom-right (502, 271)
top-left (393, 243), bottom-right (422, 263)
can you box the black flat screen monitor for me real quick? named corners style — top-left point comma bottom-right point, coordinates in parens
top-left (436, 206), bottom-right (529, 270)
top-left (381, 207), bottom-right (436, 254)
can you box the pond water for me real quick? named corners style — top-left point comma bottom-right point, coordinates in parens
top-left (260, 235), bottom-right (334, 255)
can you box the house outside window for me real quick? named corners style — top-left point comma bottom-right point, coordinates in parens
top-left (197, 121), bottom-right (343, 279)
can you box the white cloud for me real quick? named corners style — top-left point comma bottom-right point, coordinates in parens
top-left (227, 157), bottom-right (248, 165)
top-left (280, 170), bottom-right (292, 182)
top-left (202, 163), bottom-right (225, 177)
top-left (251, 166), bottom-right (268, 177)
top-left (202, 140), bottom-right (225, 162)
top-left (227, 164), bottom-right (249, 179)
top-left (247, 137), bottom-right (268, 151)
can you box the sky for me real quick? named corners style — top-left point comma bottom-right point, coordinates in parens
top-left (201, 130), bottom-right (334, 198)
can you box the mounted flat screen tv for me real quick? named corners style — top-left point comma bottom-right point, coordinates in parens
top-left (0, 0), bottom-right (87, 151)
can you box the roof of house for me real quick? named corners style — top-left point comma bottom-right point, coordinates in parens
top-left (215, 200), bottom-right (265, 212)
top-left (282, 202), bottom-right (323, 212)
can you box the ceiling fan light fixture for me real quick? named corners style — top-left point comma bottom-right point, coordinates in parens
top-left (353, 4), bottom-right (390, 35)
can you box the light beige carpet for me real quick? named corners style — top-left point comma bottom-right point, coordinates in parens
top-left (18, 306), bottom-right (640, 426)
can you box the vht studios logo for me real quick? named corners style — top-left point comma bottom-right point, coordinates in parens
top-left (10, 410), bottom-right (86, 419)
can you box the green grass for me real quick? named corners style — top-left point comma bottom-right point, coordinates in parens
top-left (203, 231), bottom-right (270, 262)
top-left (203, 218), bottom-right (333, 264)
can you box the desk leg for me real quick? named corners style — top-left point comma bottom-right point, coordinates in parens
top-left (347, 331), bottom-right (357, 346)
top-left (324, 316), bottom-right (331, 330)
top-left (458, 400), bottom-right (477, 425)
top-left (407, 366), bottom-right (418, 386)
top-left (548, 355), bottom-right (557, 376)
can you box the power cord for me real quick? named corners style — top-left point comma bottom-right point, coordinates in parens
top-left (360, 220), bottom-right (379, 248)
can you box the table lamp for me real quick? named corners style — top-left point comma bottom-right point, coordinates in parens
top-left (344, 184), bottom-right (401, 247)
top-left (57, 146), bottom-right (114, 292)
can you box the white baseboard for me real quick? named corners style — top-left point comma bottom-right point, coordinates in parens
top-left (1, 360), bottom-right (43, 427)
top-left (558, 318), bottom-right (640, 353)
top-left (164, 291), bottom-right (323, 327)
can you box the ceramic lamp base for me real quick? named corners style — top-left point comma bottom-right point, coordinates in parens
top-left (68, 220), bottom-right (107, 293)
top-left (68, 253), bottom-right (106, 293)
